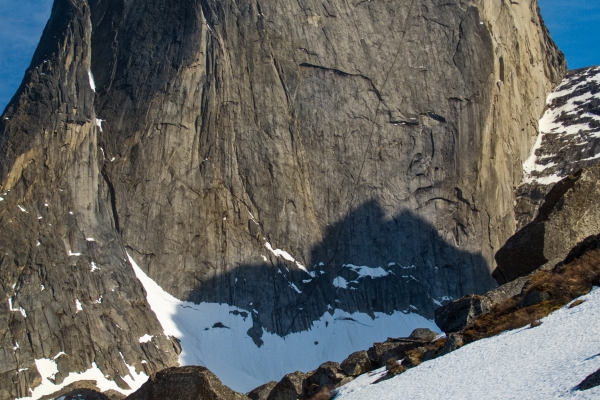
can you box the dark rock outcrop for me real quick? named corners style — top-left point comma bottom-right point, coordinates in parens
top-left (0, 0), bottom-right (565, 395)
top-left (434, 295), bottom-right (492, 334)
top-left (576, 367), bottom-right (600, 391)
top-left (494, 166), bottom-right (600, 284)
top-left (125, 366), bottom-right (248, 400)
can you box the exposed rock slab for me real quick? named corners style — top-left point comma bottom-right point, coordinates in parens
top-left (494, 166), bottom-right (600, 284)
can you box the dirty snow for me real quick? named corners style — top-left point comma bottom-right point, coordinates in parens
top-left (335, 287), bottom-right (600, 400)
top-left (128, 253), bottom-right (438, 393)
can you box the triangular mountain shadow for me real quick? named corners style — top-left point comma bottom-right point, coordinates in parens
top-left (184, 199), bottom-right (494, 340)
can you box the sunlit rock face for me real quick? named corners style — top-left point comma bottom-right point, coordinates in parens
top-left (0, 0), bottom-right (564, 397)
top-left (516, 66), bottom-right (600, 229)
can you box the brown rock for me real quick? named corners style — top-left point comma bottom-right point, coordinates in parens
top-left (494, 167), bottom-right (600, 284)
top-left (247, 381), bottom-right (277, 400)
top-left (340, 351), bottom-right (373, 377)
top-left (408, 328), bottom-right (438, 343)
top-left (125, 366), bottom-right (248, 400)
top-left (266, 371), bottom-right (307, 400)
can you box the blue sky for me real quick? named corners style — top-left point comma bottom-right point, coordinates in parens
top-left (0, 1), bottom-right (598, 113)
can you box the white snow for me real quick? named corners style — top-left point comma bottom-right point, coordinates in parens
top-left (88, 71), bottom-right (96, 92)
top-left (75, 299), bottom-right (83, 312)
top-left (333, 276), bottom-right (349, 289)
top-left (289, 283), bottom-right (302, 294)
top-left (86, 238), bottom-right (95, 242)
top-left (17, 356), bottom-right (147, 400)
top-left (264, 242), bottom-right (315, 276)
top-left (17, 205), bottom-right (27, 213)
top-left (68, 251), bottom-right (81, 257)
top-left (128, 253), bottom-right (438, 393)
top-left (343, 264), bottom-right (389, 279)
top-left (95, 119), bottom-right (103, 132)
top-left (139, 334), bottom-right (153, 344)
top-left (90, 262), bottom-right (99, 272)
top-left (8, 298), bottom-right (27, 318)
top-left (335, 287), bottom-right (600, 400)
top-left (522, 67), bottom-right (600, 186)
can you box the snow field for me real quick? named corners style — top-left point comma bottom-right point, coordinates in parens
top-left (335, 287), bottom-right (600, 400)
top-left (128, 253), bottom-right (439, 393)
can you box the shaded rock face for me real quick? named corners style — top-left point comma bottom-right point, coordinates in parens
top-left (0, 1), bottom-right (178, 399)
top-left (88, 0), bottom-right (565, 337)
top-left (0, 0), bottom-right (564, 396)
top-left (125, 366), bottom-right (248, 400)
top-left (434, 294), bottom-right (491, 334)
top-left (494, 166), bottom-right (600, 284)
top-left (516, 66), bottom-right (600, 229)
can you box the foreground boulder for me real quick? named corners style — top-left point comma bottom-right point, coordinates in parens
top-left (247, 381), bottom-right (277, 400)
top-left (494, 167), bottom-right (600, 284)
top-left (266, 371), bottom-right (307, 400)
top-left (125, 366), bottom-right (248, 400)
top-left (340, 351), bottom-right (373, 377)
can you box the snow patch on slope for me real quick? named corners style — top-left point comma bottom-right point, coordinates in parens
top-left (335, 288), bottom-right (600, 400)
top-left (522, 66), bottom-right (600, 186)
top-left (128, 253), bottom-right (438, 393)
top-left (17, 356), bottom-right (147, 400)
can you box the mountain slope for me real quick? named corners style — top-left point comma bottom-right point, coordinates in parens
top-left (335, 287), bottom-right (600, 400)
top-left (516, 66), bottom-right (600, 228)
top-left (0, 0), bottom-right (564, 397)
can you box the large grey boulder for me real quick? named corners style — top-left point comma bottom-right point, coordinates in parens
top-left (125, 366), bottom-right (248, 400)
top-left (247, 381), bottom-right (277, 400)
top-left (494, 166), bottom-right (600, 284)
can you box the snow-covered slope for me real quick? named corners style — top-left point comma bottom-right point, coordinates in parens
top-left (335, 287), bottom-right (600, 400)
top-left (128, 254), bottom-right (439, 393)
top-left (517, 66), bottom-right (600, 227)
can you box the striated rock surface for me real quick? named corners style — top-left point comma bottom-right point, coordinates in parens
top-left (0, 0), bottom-right (565, 396)
top-left (516, 66), bottom-right (600, 228)
top-left (494, 166), bottom-right (600, 284)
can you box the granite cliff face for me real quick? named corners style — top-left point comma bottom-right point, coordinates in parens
top-left (0, 0), bottom-right (564, 397)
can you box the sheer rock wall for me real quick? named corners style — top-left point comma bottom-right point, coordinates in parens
top-left (0, 0), bottom-right (564, 397)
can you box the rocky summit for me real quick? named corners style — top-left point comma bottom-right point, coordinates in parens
top-left (0, 0), bottom-right (572, 398)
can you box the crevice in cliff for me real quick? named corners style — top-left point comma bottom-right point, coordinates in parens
top-left (299, 62), bottom-right (384, 103)
top-left (101, 165), bottom-right (120, 234)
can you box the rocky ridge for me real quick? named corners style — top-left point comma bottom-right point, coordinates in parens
top-left (0, 0), bottom-right (565, 398)
top-left (515, 66), bottom-right (600, 228)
